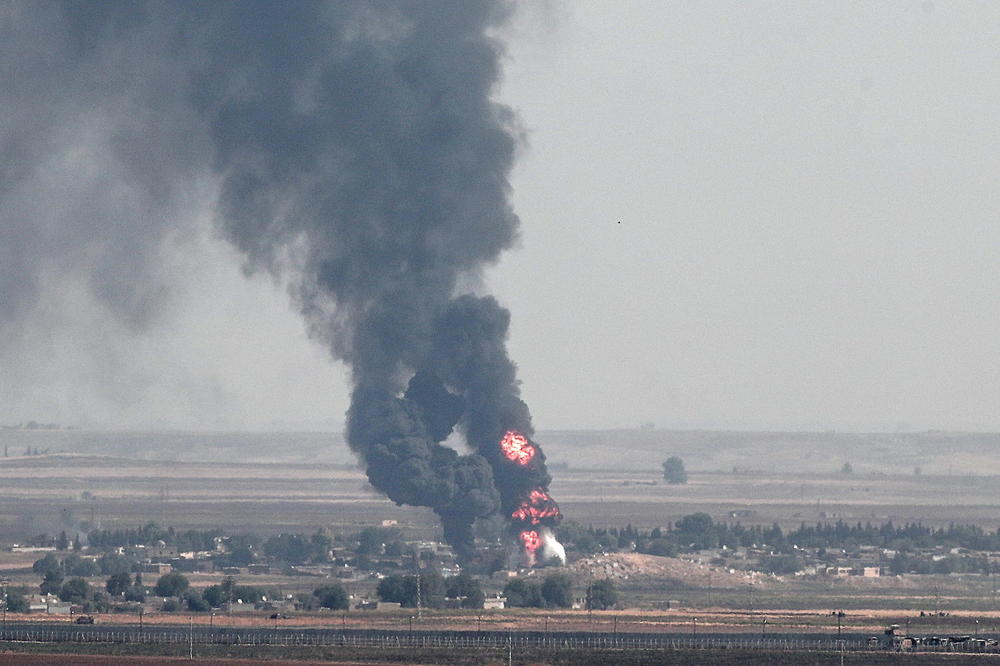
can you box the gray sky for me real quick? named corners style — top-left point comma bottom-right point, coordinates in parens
top-left (3, 1), bottom-right (1000, 432)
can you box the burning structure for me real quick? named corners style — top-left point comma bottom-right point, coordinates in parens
top-left (1, 0), bottom-right (561, 564)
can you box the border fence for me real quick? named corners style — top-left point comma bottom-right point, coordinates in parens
top-left (0, 624), bottom-right (997, 654)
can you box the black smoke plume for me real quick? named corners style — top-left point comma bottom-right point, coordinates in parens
top-left (2, 0), bottom-right (562, 557)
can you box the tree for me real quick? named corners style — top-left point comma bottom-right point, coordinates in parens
top-left (106, 572), bottom-right (131, 596)
top-left (231, 584), bottom-right (265, 604)
top-left (59, 578), bottom-right (90, 604)
top-left (40, 570), bottom-right (64, 595)
top-left (662, 456), bottom-right (688, 484)
top-left (841, 462), bottom-right (853, 474)
top-left (184, 590), bottom-right (210, 612)
top-left (644, 539), bottom-right (678, 557)
top-left (220, 544), bottom-right (255, 567)
top-left (445, 575), bottom-right (485, 609)
top-left (376, 575), bottom-right (406, 605)
top-left (263, 533), bottom-right (310, 564)
top-left (313, 584), bottom-right (349, 610)
top-left (310, 529), bottom-right (334, 562)
top-left (356, 527), bottom-right (400, 555)
top-left (376, 573), bottom-right (445, 608)
top-left (32, 554), bottom-right (61, 577)
top-left (154, 572), bottom-right (190, 597)
top-left (98, 553), bottom-right (132, 576)
top-left (502, 579), bottom-right (544, 608)
top-left (541, 574), bottom-right (574, 608)
top-left (5, 589), bottom-right (29, 613)
top-left (674, 512), bottom-right (717, 549)
top-left (202, 584), bottom-right (226, 608)
top-left (220, 576), bottom-right (236, 605)
top-left (63, 554), bottom-right (99, 577)
top-left (587, 579), bottom-right (618, 610)
top-left (758, 553), bottom-right (801, 575)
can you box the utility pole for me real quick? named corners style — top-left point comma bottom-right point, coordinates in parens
top-left (188, 615), bottom-right (193, 660)
top-left (416, 573), bottom-right (422, 619)
top-left (2, 577), bottom-right (8, 633)
top-left (992, 568), bottom-right (996, 612)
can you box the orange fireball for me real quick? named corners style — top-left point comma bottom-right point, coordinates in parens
top-left (511, 488), bottom-right (562, 525)
top-left (499, 430), bottom-right (535, 465)
top-left (519, 529), bottom-right (541, 552)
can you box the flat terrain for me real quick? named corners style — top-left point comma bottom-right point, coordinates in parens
top-left (1, 450), bottom-right (998, 541)
top-left (5, 428), bottom-right (1000, 474)
top-left (2, 429), bottom-right (1000, 633)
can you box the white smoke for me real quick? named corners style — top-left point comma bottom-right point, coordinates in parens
top-left (539, 526), bottom-right (566, 565)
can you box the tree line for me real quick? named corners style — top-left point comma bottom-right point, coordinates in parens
top-left (557, 514), bottom-right (1000, 561)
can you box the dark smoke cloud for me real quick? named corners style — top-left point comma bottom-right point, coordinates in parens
top-left (189, 1), bottom-right (545, 554)
top-left (2, 0), bottom-right (559, 555)
top-left (0, 2), bottom-right (209, 331)
top-left (0, 2), bottom-right (217, 422)
top-left (430, 296), bottom-right (552, 518)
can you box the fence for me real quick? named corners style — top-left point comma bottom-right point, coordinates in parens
top-left (0, 626), bottom-right (995, 654)
top-left (0, 626), bottom-right (867, 651)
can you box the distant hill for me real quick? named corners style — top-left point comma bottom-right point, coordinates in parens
top-left (0, 430), bottom-right (349, 465)
top-left (1, 428), bottom-right (998, 476)
top-left (537, 429), bottom-right (1000, 475)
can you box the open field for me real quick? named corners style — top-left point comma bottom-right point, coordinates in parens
top-left (3, 430), bottom-right (1000, 635)
top-left (6, 428), bottom-right (1000, 475)
top-left (1, 451), bottom-right (999, 540)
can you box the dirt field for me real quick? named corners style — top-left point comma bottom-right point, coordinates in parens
top-left (2, 454), bottom-right (998, 540)
top-left (2, 436), bottom-right (1000, 629)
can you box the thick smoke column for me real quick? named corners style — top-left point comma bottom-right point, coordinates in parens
top-left (3, 0), bottom-right (562, 560)
top-left (430, 296), bottom-right (563, 560)
top-left (190, 1), bottom-right (565, 559)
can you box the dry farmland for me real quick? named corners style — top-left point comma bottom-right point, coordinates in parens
top-left (2, 429), bottom-right (1000, 623)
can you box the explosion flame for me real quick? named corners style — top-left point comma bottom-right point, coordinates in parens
top-left (499, 430), bottom-right (536, 465)
top-left (511, 488), bottom-right (562, 525)
top-left (519, 529), bottom-right (541, 553)
top-left (497, 429), bottom-right (563, 564)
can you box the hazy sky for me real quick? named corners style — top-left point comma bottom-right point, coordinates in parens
top-left (3, 1), bottom-right (1000, 432)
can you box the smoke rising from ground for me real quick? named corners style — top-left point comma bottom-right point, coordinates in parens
top-left (2, 1), bottom-right (561, 556)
